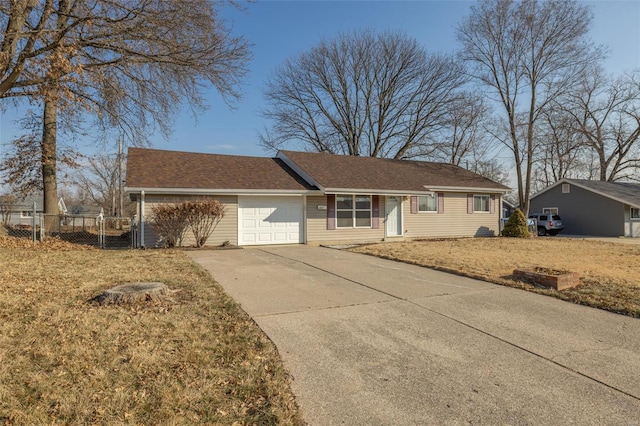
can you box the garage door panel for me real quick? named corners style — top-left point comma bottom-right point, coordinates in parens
top-left (242, 234), bottom-right (256, 244)
top-left (239, 197), bottom-right (303, 246)
top-left (258, 220), bottom-right (272, 229)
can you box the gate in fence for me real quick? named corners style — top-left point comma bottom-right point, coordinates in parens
top-left (42, 214), bottom-right (133, 248)
top-left (1, 203), bottom-right (134, 248)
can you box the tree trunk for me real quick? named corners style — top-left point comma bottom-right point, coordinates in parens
top-left (91, 282), bottom-right (176, 305)
top-left (42, 86), bottom-right (59, 232)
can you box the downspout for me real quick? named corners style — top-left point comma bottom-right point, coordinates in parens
top-left (303, 195), bottom-right (307, 244)
top-left (498, 194), bottom-right (503, 235)
top-left (140, 191), bottom-right (145, 248)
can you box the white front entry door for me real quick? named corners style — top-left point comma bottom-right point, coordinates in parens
top-left (238, 196), bottom-right (303, 245)
top-left (385, 196), bottom-right (402, 237)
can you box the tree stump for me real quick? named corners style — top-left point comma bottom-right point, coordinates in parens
top-left (91, 282), bottom-right (176, 305)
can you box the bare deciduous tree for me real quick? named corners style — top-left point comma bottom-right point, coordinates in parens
top-left (73, 153), bottom-right (133, 216)
top-left (561, 69), bottom-right (640, 182)
top-left (531, 107), bottom-right (586, 190)
top-left (261, 30), bottom-right (467, 159)
top-left (431, 91), bottom-right (492, 167)
top-left (0, 0), bottom-right (250, 216)
top-left (469, 158), bottom-right (511, 187)
top-left (0, 193), bottom-right (17, 226)
top-left (458, 0), bottom-right (600, 214)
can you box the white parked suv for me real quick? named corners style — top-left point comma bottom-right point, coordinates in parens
top-left (528, 213), bottom-right (564, 236)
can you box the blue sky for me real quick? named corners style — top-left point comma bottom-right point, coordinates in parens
top-left (1, 0), bottom-right (640, 161)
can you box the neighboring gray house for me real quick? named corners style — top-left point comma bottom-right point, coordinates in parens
top-left (2, 195), bottom-right (43, 227)
top-left (529, 179), bottom-right (640, 237)
top-left (502, 198), bottom-right (516, 219)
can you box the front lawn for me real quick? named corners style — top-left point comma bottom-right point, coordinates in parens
top-left (0, 236), bottom-right (303, 425)
top-left (351, 238), bottom-right (640, 318)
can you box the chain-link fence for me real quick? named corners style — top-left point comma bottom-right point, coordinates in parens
top-left (42, 214), bottom-right (133, 248)
top-left (1, 203), bottom-right (134, 248)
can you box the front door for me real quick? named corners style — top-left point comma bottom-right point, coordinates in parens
top-left (385, 196), bottom-right (403, 237)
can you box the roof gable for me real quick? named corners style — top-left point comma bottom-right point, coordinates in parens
top-left (126, 148), bottom-right (316, 192)
top-left (278, 150), bottom-right (510, 193)
top-left (532, 178), bottom-right (640, 208)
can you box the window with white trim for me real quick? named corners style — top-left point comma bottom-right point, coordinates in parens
top-left (336, 195), bottom-right (371, 228)
top-left (473, 195), bottom-right (490, 212)
top-left (418, 194), bottom-right (438, 212)
top-left (631, 207), bottom-right (640, 220)
top-left (20, 211), bottom-right (33, 218)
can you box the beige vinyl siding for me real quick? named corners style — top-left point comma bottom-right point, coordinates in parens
top-left (140, 195), bottom-right (238, 247)
top-left (306, 195), bottom-right (385, 243)
top-left (403, 193), bottom-right (499, 238)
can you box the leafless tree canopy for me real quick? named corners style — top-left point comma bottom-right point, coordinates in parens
top-left (562, 69), bottom-right (640, 182)
top-left (73, 153), bottom-right (133, 216)
top-left (531, 68), bottom-right (640, 189)
top-left (0, 193), bottom-right (17, 225)
top-left (531, 107), bottom-right (588, 190)
top-left (1, 0), bottom-right (250, 213)
top-left (431, 91), bottom-right (491, 167)
top-left (1, 0), bottom-right (248, 107)
top-left (458, 0), bottom-right (599, 214)
top-left (261, 30), bottom-right (467, 159)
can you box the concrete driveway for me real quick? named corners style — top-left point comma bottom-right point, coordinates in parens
top-left (188, 246), bottom-right (640, 425)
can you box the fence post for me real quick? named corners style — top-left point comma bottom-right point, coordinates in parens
top-left (32, 201), bottom-right (36, 242)
top-left (97, 209), bottom-right (105, 249)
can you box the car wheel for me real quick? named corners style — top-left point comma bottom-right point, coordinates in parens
top-left (537, 227), bottom-right (547, 236)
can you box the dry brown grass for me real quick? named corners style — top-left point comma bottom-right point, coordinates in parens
top-left (352, 237), bottom-right (640, 318)
top-left (0, 237), bottom-right (303, 425)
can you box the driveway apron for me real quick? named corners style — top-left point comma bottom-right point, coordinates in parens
top-left (188, 246), bottom-right (640, 425)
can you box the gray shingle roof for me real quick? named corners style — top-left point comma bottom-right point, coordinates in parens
top-left (279, 150), bottom-right (510, 192)
top-left (125, 147), bottom-right (510, 194)
top-left (126, 148), bottom-right (317, 191)
top-left (563, 179), bottom-right (640, 208)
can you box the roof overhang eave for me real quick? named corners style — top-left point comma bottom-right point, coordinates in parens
top-left (323, 186), bottom-right (511, 195)
top-left (424, 185), bottom-right (512, 194)
top-left (323, 188), bottom-right (433, 195)
top-left (125, 187), bottom-right (322, 196)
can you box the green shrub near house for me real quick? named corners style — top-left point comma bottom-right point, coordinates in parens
top-left (503, 208), bottom-right (530, 238)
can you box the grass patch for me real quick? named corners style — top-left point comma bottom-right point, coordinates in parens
top-left (351, 237), bottom-right (640, 318)
top-left (0, 237), bottom-right (303, 425)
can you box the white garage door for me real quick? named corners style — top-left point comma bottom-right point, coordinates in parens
top-left (238, 196), bottom-right (303, 245)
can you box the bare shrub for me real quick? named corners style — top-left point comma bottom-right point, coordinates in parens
top-left (151, 204), bottom-right (188, 247)
top-left (183, 199), bottom-right (226, 248)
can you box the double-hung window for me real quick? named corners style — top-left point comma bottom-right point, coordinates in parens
top-left (632, 207), bottom-right (640, 220)
top-left (336, 195), bottom-right (371, 228)
top-left (473, 195), bottom-right (490, 212)
top-left (418, 194), bottom-right (438, 212)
